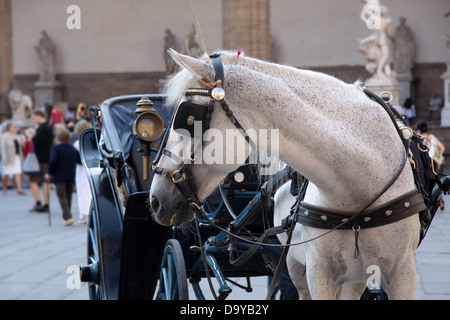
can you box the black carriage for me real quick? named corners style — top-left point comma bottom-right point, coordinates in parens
top-left (78, 94), bottom-right (295, 300)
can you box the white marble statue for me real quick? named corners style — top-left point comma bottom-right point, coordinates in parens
top-left (164, 28), bottom-right (178, 75)
top-left (444, 34), bottom-right (450, 60)
top-left (359, 1), bottom-right (393, 81)
top-left (8, 88), bottom-right (33, 121)
top-left (34, 30), bottom-right (56, 83)
top-left (182, 25), bottom-right (202, 58)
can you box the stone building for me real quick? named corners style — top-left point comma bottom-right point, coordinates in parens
top-left (1, 0), bottom-right (449, 123)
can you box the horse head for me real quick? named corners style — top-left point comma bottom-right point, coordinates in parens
top-left (149, 50), bottom-right (255, 226)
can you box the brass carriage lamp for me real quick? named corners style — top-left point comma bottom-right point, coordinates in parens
top-left (132, 97), bottom-right (164, 180)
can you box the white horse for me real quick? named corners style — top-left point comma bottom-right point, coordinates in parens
top-left (149, 49), bottom-right (421, 299)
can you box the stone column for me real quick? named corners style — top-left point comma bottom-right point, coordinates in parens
top-left (222, 0), bottom-right (270, 60)
top-left (441, 62), bottom-right (450, 127)
top-left (441, 36), bottom-right (450, 127)
top-left (0, 0), bottom-right (13, 122)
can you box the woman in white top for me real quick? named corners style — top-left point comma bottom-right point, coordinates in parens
top-left (416, 120), bottom-right (446, 210)
top-left (416, 120), bottom-right (446, 169)
top-left (1, 122), bottom-right (26, 195)
top-left (73, 120), bottom-right (93, 223)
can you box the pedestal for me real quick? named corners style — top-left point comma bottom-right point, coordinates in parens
top-left (364, 74), bottom-right (402, 106)
top-left (34, 81), bottom-right (63, 109)
top-left (441, 63), bottom-right (450, 127)
top-left (396, 74), bottom-right (413, 106)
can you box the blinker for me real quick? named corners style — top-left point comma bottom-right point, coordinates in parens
top-left (173, 102), bottom-right (209, 137)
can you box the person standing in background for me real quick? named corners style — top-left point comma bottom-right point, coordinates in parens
top-left (46, 128), bottom-right (80, 226)
top-left (428, 93), bottom-right (442, 120)
top-left (402, 97), bottom-right (416, 126)
top-left (49, 104), bottom-right (64, 127)
top-left (29, 109), bottom-right (54, 212)
top-left (1, 122), bottom-right (26, 195)
top-left (76, 103), bottom-right (89, 123)
top-left (416, 120), bottom-right (446, 210)
top-left (73, 120), bottom-right (93, 223)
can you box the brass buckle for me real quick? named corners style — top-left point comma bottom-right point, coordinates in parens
top-left (417, 136), bottom-right (431, 152)
top-left (171, 170), bottom-right (187, 183)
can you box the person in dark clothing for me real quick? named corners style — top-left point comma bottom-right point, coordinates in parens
top-left (30, 109), bottom-right (54, 212)
top-left (45, 128), bottom-right (81, 226)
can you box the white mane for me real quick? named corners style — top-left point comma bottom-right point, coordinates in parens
top-left (163, 50), bottom-right (363, 109)
top-left (163, 66), bottom-right (197, 108)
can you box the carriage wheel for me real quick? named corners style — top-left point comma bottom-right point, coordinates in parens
top-left (80, 203), bottom-right (104, 299)
top-left (157, 239), bottom-right (189, 300)
top-left (80, 198), bottom-right (121, 300)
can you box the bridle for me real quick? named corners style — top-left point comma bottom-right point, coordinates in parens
top-left (151, 53), bottom-right (255, 218)
top-left (151, 53), bottom-right (261, 300)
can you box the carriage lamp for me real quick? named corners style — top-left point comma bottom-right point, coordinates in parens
top-left (132, 97), bottom-right (165, 180)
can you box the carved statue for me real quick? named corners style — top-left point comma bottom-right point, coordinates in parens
top-left (8, 87), bottom-right (33, 121)
top-left (164, 28), bottom-right (178, 75)
top-left (182, 25), bottom-right (202, 58)
top-left (391, 17), bottom-right (415, 79)
top-left (445, 34), bottom-right (450, 60)
top-left (359, 1), bottom-right (392, 80)
top-left (34, 30), bottom-right (56, 83)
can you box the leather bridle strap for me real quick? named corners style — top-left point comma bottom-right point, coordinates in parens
top-left (152, 54), bottom-right (256, 210)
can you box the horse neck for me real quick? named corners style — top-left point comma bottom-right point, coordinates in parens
top-left (224, 65), bottom-right (412, 210)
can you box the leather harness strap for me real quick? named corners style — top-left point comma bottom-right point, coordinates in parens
top-left (293, 190), bottom-right (426, 230)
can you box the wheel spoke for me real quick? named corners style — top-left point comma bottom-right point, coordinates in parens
top-left (157, 239), bottom-right (188, 300)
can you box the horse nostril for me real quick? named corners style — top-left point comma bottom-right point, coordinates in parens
top-left (150, 196), bottom-right (160, 213)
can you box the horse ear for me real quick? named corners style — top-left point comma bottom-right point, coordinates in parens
top-left (167, 49), bottom-right (214, 80)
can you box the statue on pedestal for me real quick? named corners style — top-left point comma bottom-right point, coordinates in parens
top-left (444, 34), bottom-right (450, 61)
top-left (8, 88), bottom-right (32, 122)
top-left (164, 28), bottom-right (178, 75)
top-left (359, 1), bottom-right (401, 105)
top-left (358, 1), bottom-right (393, 83)
top-left (182, 25), bottom-right (202, 58)
top-left (439, 14), bottom-right (450, 126)
top-left (391, 17), bottom-right (415, 80)
top-left (34, 30), bottom-right (56, 84)
top-left (162, 26), bottom-right (203, 79)
top-left (6, 82), bottom-right (34, 128)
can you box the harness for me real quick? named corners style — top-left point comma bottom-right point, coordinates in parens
top-left (151, 53), bottom-right (446, 299)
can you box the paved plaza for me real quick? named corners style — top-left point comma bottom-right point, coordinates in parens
top-left (0, 186), bottom-right (449, 300)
